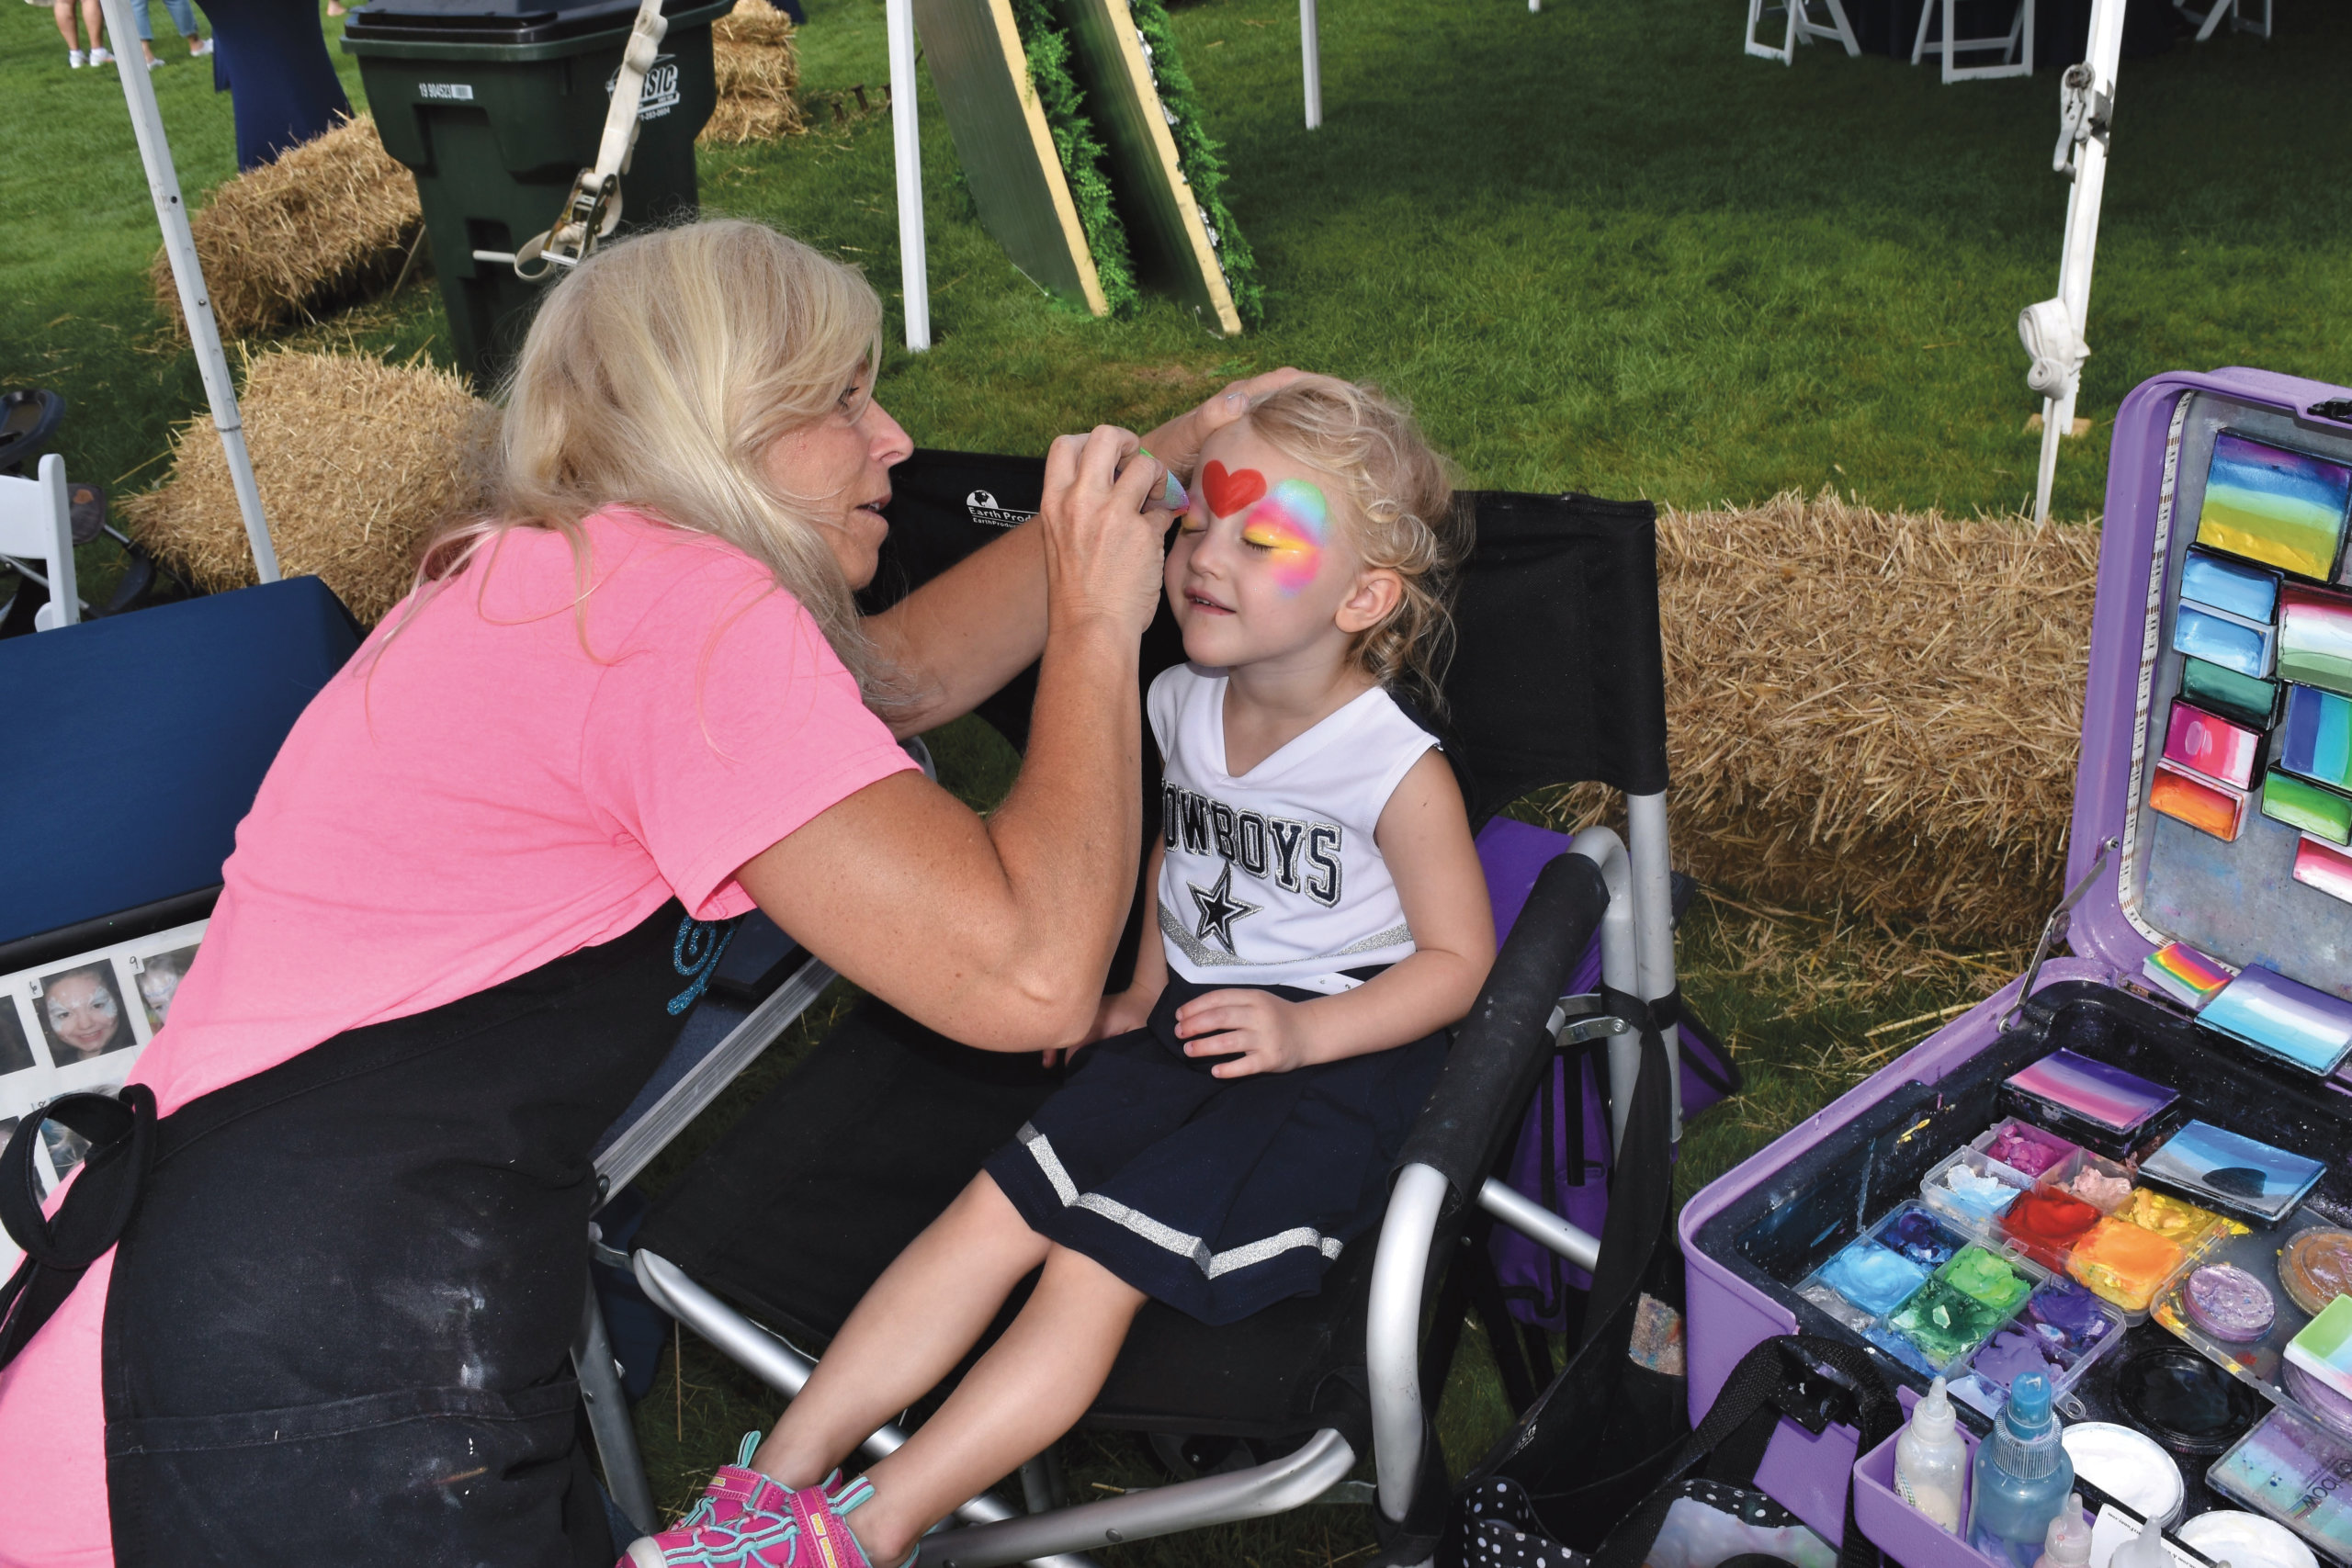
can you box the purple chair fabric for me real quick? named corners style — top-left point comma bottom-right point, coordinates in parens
top-left (1476, 816), bottom-right (1736, 1328)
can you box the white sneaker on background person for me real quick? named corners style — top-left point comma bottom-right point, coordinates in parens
top-left (192, 36), bottom-right (211, 53)
top-left (68, 48), bottom-right (87, 65)
top-left (90, 44), bottom-right (115, 63)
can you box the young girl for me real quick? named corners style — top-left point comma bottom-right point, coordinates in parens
top-left (629, 377), bottom-right (1495, 1568)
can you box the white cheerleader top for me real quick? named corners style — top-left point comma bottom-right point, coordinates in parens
top-left (1150, 663), bottom-right (1440, 995)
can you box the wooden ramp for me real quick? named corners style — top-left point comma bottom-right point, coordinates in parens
top-left (1057, 0), bottom-right (1242, 335)
top-left (911, 0), bottom-right (1109, 316)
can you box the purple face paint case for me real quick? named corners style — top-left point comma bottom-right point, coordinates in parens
top-left (1679, 372), bottom-right (2352, 1558)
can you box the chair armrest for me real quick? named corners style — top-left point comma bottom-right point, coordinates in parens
top-left (1394, 849), bottom-right (1611, 1204)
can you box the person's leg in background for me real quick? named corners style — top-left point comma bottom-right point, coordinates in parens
top-left (84, 0), bottom-right (113, 63)
top-left (130, 0), bottom-right (161, 68)
top-left (53, 0), bottom-right (87, 64)
top-left (162, 0), bottom-right (210, 56)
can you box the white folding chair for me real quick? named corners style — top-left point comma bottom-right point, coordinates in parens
top-left (1912, 0), bottom-right (2036, 82)
top-left (1745, 0), bottom-right (1860, 64)
top-left (0, 455), bottom-right (80, 632)
top-left (2175, 0), bottom-right (2270, 41)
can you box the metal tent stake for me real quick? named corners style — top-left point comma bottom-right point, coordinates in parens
top-left (96, 0), bottom-right (279, 584)
top-left (2025, 0), bottom-right (2126, 527)
top-left (888, 0), bottom-right (931, 351)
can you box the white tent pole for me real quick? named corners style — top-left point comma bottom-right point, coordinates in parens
top-left (96, 0), bottom-right (279, 583)
top-left (1299, 0), bottom-right (1322, 128)
top-left (887, 0), bottom-right (930, 352)
top-left (2028, 0), bottom-right (2126, 525)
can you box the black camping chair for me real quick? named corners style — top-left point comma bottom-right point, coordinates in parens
top-left (602, 450), bottom-right (1689, 1568)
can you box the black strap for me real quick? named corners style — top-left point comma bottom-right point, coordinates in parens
top-left (0, 1086), bottom-right (157, 1366)
top-left (1580, 989), bottom-right (1674, 1351)
top-left (1589, 1334), bottom-right (1899, 1568)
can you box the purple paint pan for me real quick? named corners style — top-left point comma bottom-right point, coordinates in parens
top-left (2005, 1049), bottom-right (2178, 1136)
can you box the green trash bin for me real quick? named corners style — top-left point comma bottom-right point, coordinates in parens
top-left (342, 0), bottom-right (729, 388)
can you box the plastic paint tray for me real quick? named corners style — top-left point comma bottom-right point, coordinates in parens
top-left (2156, 1206), bottom-right (2352, 1436)
top-left (1919, 1145), bottom-right (2032, 1231)
top-left (1947, 1273), bottom-right (2130, 1422)
top-left (1973, 1116), bottom-right (2083, 1181)
top-left (2209, 1403), bottom-right (2352, 1565)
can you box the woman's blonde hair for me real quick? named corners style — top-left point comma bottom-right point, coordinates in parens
top-left (1242, 377), bottom-right (1467, 705)
top-left (410, 219), bottom-right (888, 692)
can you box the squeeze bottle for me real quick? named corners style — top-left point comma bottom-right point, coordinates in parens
top-left (1967, 1371), bottom-right (2075, 1568)
top-left (1894, 1377), bottom-right (1968, 1531)
top-left (2110, 1517), bottom-right (2171, 1568)
top-left (2031, 1495), bottom-right (2093, 1568)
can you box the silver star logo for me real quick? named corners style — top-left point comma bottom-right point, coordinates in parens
top-left (1187, 862), bottom-right (1261, 957)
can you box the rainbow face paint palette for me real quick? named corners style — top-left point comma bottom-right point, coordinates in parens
top-left (2199, 966), bottom-right (2352, 1078)
top-left (2143, 941), bottom-right (2233, 1010)
top-left (2297, 835), bottom-right (2352, 906)
top-left (2152, 761), bottom-right (2248, 841)
top-left (2005, 1049), bottom-right (2177, 1136)
top-left (2287, 1294), bottom-right (2352, 1404)
top-left (2196, 432), bottom-right (2352, 582)
top-left (2280, 587), bottom-right (2352, 698)
top-left (2173, 604), bottom-right (2276, 680)
top-left (2141, 1118), bottom-right (2327, 1221)
top-left (2165, 701), bottom-right (2265, 790)
top-left (2281, 683), bottom-right (2352, 793)
top-left (2211, 1404), bottom-right (2352, 1562)
top-left (2262, 770), bottom-right (2352, 846)
top-left (2183, 547), bottom-right (2284, 623)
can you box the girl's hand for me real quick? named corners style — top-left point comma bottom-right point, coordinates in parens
top-left (1174, 989), bottom-right (1318, 1078)
top-left (1045, 987), bottom-right (1155, 1066)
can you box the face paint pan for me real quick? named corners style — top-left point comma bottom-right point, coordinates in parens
top-left (2116, 1340), bottom-right (2263, 1454)
top-left (2141, 1118), bottom-right (2328, 1221)
top-left (2165, 700), bottom-right (2266, 790)
top-left (2279, 586), bottom-right (2352, 697)
top-left (2211, 1404), bottom-right (2352, 1562)
top-left (2006, 1049), bottom-right (2178, 1137)
top-left (2264, 771), bottom-right (2352, 846)
top-left (2153, 761), bottom-right (2248, 841)
top-left (2281, 684), bottom-right (2352, 793)
top-left (2143, 941), bottom-right (2234, 1010)
top-left (2296, 835), bottom-right (2352, 907)
top-left (2176, 602), bottom-right (2277, 680)
top-left (2184, 547), bottom-right (2285, 623)
top-left (2182, 656), bottom-right (2282, 728)
top-left (2199, 968), bottom-right (2352, 1077)
top-left (2195, 431), bottom-right (2352, 583)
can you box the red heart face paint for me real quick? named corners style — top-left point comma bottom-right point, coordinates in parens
top-left (1201, 460), bottom-right (1266, 518)
top-left (1239, 479), bottom-right (1330, 595)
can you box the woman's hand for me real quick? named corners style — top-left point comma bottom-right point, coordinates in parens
top-left (1174, 989), bottom-right (1319, 1078)
top-left (1035, 425), bottom-right (1179, 640)
top-left (1141, 368), bottom-right (1307, 479)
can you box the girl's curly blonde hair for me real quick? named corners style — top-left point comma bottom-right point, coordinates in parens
top-left (1240, 376), bottom-right (1469, 707)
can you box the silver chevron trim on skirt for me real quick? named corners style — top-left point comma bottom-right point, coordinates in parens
top-left (1014, 1122), bottom-right (1342, 1279)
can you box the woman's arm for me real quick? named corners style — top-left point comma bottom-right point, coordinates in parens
top-left (1169, 750), bottom-right (1495, 1077)
top-left (865, 369), bottom-right (1302, 737)
top-left (739, 427), bottom-right (1169, 1051)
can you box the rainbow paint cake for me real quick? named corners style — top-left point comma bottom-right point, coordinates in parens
top-left (2196, 432), bottom-right (2352, 582)
top-left (2281, 588), bottom-right (2352, 699)
top-left (2152, 761), bottom-right (2246, 841)
top-left (2165, 701), bottom-right (2264, 790)
top-left (2282, 684), bottom-right (2352, 792)
top-left (2143, 941), bottom-right (2233, 1010)
top-left (2297, 837), bottom-right (2352, 907)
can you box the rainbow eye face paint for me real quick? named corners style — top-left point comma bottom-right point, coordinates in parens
top-left (1238, 479), bottom-right (1330, 595)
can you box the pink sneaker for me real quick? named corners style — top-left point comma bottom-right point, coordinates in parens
top-left (782, 1474), bottom-right (900, 1568)
top-left (622, 1433), bottom-right (800, 1568)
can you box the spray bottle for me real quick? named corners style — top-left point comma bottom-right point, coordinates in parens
top-left (1967, 1371), bottom-right (2075, 1568)
top-left (1894, 1377), bottom-right (1968, 1530)
top-left (2031, 1495), bottom-right (2092, 1568)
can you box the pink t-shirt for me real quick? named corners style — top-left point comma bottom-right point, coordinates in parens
top-left (0, 508), bottom-right (916, 1565)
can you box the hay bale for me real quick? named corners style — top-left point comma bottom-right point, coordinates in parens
top-left (153, 116), bottom-right (422, 341)
top-left (1533, 491), bottom-right (2099, 943)
top-left (700, 0), bottom-right (807, 143)
top-left (121, 350), bottom-right (499, 625)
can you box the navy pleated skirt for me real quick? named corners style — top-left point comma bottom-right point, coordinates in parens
top-left (984, 976), bottom-right (1447, 1325)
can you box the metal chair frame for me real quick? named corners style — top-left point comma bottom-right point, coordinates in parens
top-left (583, 806), bottom-right (1678, 1568)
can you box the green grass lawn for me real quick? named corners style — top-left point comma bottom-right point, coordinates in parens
top-left (4, 0), bottom-right (2346, 1556)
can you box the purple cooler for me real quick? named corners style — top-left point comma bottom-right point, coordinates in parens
top-left (1679, 369), bottom-right (2352, 1564)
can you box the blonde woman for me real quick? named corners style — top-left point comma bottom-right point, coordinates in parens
top-left (0, 219), bottom-right (1293, 1568)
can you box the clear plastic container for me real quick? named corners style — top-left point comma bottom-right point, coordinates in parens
top-left (1973, 1119), bottom-right (2082, 1183)
top-left (1949, 1275), bottom-right (2128, 1421)
top-left (1923, 1146), bottom-right (2033, 1233)
top-left (2155, 1204), bottom-right (2352, 1434)
top-left (2209, 1404), bottom-right (2352, 1565)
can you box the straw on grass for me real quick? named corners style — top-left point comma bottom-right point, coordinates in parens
top-left (121, 349), bottom-right (499, 626)
top-left (1529, 489), bottom-right (2099, 943)
top-left (700, 0), bottom-right (807, 143)
top-left (153, 115), bottom-right (422, 341)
